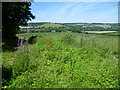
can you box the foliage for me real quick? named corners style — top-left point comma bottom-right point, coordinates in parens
top-left (2, 2), bottom-right (35, 40)
top-left (2, 32), bottom-right (119, 88)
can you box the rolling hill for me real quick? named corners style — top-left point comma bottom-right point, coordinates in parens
top-left (35, 23), bottom-right (67, 28)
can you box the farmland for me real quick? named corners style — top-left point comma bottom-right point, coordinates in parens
top-left (84, 31), bottom-right (117, 33)
top-left (2, 30), bottom-right (119, 88)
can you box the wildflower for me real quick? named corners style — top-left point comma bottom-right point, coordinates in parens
top-left (27, 29), bottom-right (30, 34)
top-left (20, 39), bottom-right (23, 46)
top-left (22, 49), bottom-right (24, 52)
top-left (40, 76), bottom-right (44, 78)
top-left (2, 85), bottom-right (8, 88)
top-left (17, 39), bottom-right (20, 46)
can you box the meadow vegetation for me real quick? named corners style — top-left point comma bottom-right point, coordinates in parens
top-left (2, 32), bottom-right (119, 88)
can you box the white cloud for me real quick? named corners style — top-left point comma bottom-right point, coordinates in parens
top-left (30, 2), bottom-right (118, 23)
top-left (32, 2), bottom-right (79, 23)
top-left (75, 7), bottom-right (118, 23)
top-left (53, 3), bottom-right (78, 17)
top-left (69, 2), bottom-right (100, 17)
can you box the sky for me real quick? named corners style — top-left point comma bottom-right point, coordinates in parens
top-left (29, 1), bottom-right (118, 23)
top-left (34, 0), bottom-right (119, 2)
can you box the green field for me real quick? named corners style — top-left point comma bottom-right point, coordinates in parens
top-left (2, 32), bottom-right (119, 88)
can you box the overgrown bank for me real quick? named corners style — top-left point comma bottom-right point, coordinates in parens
top-left (2, 32), bottom-right (119, 88)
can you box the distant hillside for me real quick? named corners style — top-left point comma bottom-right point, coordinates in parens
top-left (29, 22), bottom-right (51, 26)
top-left (36, 23), bottom-right (67, 28)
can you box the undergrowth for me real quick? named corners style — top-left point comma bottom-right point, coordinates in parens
top-left (2, 32), bottom-right (119, 88)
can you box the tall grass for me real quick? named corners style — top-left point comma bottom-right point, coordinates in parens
top-left (2, 32), bottom-right (119, 88)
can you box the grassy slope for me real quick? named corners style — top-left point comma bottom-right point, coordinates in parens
top-left (36, 23), bottom-right (67, 28)
top-left (2, 32), bottom-right (119, 88)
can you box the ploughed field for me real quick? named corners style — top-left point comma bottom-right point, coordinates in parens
top-left (2, 32), bottom-right (119, 88)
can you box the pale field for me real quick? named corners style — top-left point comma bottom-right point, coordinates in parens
top-left (85, 31), bottom-right (117, 33)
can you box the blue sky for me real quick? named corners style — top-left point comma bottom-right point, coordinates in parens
top-left (29, 2), bottom-right (118, 23)
top-left (34, 0), bottom-right (119, 2)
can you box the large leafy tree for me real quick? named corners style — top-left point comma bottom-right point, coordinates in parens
top-left (2, 2), bottom-right (35, 40)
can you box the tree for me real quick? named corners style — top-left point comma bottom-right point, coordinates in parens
top-left (2, 2), bottom-right (35, 40)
